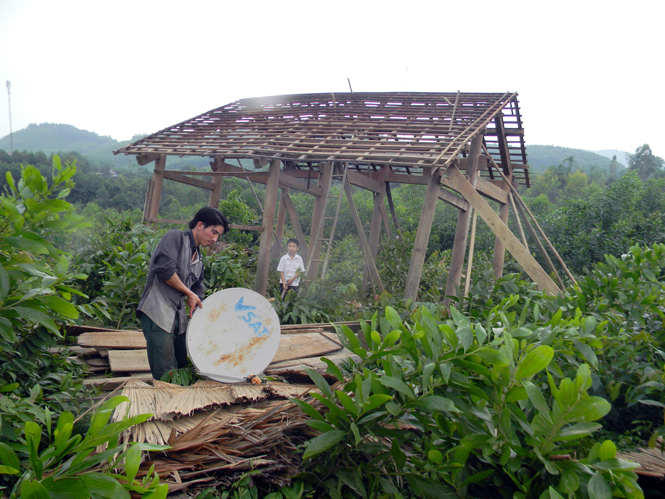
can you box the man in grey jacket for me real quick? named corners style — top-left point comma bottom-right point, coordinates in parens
top-left (137, 207), bottom-right (229, 380)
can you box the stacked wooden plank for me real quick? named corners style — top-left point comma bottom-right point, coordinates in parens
top-left (68, 322), bottom-right (360, 389)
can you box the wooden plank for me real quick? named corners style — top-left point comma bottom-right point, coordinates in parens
top-left (347, 171), bottom-right (383, 193)
top-left (83, 374), bottom-right (153, 391)
top-left (108, 349), bottom-right (150, 372)
top-left (163, 171), bottom-right (215, 190)
top-left (445, 164), bottom-right (561, 296)
top-left (438, 186), bottom-right (469, 211)
top-left (271, 332), bottom-right (343, 364)
top-left (266, 351), bottom-right (358, 371)
top-left (79, 331), bottom-right (146, 349)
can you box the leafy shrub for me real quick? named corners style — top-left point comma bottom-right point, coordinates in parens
top-left (0, 396), bottom-right (169, 498)
top-left (0, 158), bottom-right (92, 414)
top-left (294, 306), bottom-right (643, 498)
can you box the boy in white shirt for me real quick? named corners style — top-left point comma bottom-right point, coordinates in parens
top-left (277, 238), bottom-right (305, 295)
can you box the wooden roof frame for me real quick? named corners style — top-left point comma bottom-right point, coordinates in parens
top-left (115, 91), bottom-right (563, 301)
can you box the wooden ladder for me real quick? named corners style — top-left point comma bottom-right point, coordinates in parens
top-left (305, 162), bottom-right (349, 280)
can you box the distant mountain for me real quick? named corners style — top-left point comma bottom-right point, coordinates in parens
top-left (526, 145), bottom-right (627, 173)
top-left (0, 123), bottom-right (211, 169)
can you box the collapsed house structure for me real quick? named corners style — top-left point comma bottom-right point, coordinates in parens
top-left (114, 91), bottom-right (569, 300)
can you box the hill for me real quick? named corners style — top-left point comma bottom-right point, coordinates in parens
top-left (525, 145), bottom-right (627, 173)
top-left (0, 123), bottom-right (211, 170)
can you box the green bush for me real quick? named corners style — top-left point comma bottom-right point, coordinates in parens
top-left (294, 306), bottom-right (642, 498)
top-left (0, 396), bottom-right (169, 498)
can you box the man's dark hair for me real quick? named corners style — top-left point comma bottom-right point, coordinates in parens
top-left (189, 207), bottom-right (230, 233)
top-left (287, 238), bottom-right (299, 247)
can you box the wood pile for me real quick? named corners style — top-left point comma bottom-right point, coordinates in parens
top-left (106, 377), bottom-right (320, 493)
top-left (60, 322), bottom-right (360, 389)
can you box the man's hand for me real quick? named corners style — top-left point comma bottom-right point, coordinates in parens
top-left (186, 292), bottom-right (203, 318)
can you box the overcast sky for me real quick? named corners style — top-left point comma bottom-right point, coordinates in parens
top-left (1, 0), bottom-right (663, 158)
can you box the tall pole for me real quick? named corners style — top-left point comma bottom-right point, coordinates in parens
top-left (6, 81), bottom-right (13, 155)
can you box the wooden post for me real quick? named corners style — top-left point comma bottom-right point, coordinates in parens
top-left (208, 157), bottom-right (224, 209)
top-left (343, 177), bottom-right (385, 294)
top-left (282, 192), bottom-right (308, 264)
top-left (306, 162), bottom-right (334, 280)
top-left (145, 155), bottom-right (166, 224)
top-left (492, 114), bottom-right (514, 279)
top-left (254, 159), bottom-right (281, 296)
top-left (385, 182), bottom-right (403, 239)
top-left (443, 136), bottom-right (483, 306)
top-left (142, 179), bottom-right (154, 224)
top-left (272, 189), bottom-right (287, 259)
top-left (492, 197), bottom-right (511, 279)
top-left (404, 168), bottom-right (442, 302)
top-left (445, 164), bottom-right (561, 296)
top-left (463, 208), bottom-right (478, 296)
top-left (362, 168), bottom-right (388, 293)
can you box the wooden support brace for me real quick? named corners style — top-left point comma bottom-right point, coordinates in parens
top-left (404, 169), bottom-right (442, 301)
top-left (493, 197), bottom-right (511, 279)
top-left (445, 165), bottom-right (561, 296)
top-left (282, 192), bottom-right (308, 264)
top-left (343, 177), bottom-right (385, 294)
top-left (443, 136), bottom-right (482, 306)
top-left (362, 170), bottom-right (388, 293)
top-left (385, 182), bottom-right (403, 239)
top-left (307, 163), bottom-right (334, 279)
top-left (512, 197), bottom-right (565, 290)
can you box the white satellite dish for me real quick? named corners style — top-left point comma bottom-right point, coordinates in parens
top-left (187, 288), bottom-right (281, 383)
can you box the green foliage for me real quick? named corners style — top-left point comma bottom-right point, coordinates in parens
top-left (219, 189), bottom-right (260, 246)
top-left (206, 244), bottom-right (255, 294)
top-left (271, 280), bottom-right (358, 325)
top-left (71, 213), bottom-right (157, 328)
top-left (0, 395), bottom-right (169, 498)
top-left (543, 172), bottom-right (665, 273)
top-left (626, 144), bottom-right (665, 182)
top-left (0, 157), bottom-right (92, 401)
top-left (294, 305), bottom-right (643, 498)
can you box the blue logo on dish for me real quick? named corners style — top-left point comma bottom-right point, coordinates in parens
top-left (235, 296), bottom-right (270, 337)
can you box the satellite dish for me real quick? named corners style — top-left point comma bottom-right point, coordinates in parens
top-left (187, 288), bottom-right (281, 383)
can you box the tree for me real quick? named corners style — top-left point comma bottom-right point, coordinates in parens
top-left (626, 144), bottom-right (664, 182)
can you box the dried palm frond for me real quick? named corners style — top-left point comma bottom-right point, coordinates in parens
top-left (111, 378), bottom-right (155, 423)
top-left (230, 383), bottom-right (265, 401)
top-left (264, 382), bottom-right (314, 399)
top-left (152, 379), bottom-right (183, 420)
top-left (161, 381), bottom-right (237, 417)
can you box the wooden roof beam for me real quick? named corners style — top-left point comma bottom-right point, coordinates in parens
top-left (494, 114), bottom-right (513, 178)
top-left (136, 153), bottom-right (161, 166)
